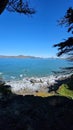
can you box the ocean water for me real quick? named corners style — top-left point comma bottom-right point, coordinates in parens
top-left (0, 58), bottom-right (72, 91)
top-left (0, 58), bottom-right (71, 81)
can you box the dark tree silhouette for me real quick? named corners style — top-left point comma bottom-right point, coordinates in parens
top-left (0, 0), bottom-right (8, 14)
top-left (0, 0), bottom-right (35, 15)
top-left (54, 37), bottom-right (73, 57)
top-left (58, 7), bottom-right (73, 34)
top-left (54, 7), bottom-right (73, 74)
top-left (54, 7), bottom-right (73, 57)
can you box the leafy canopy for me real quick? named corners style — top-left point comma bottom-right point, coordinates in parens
top-left (0, 0), bottom-right (35, 15)
top-left (54, 7), bottom-right (73, 57)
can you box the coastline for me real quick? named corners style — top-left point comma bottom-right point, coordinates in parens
top-left (5, 74), bottom-right (72, 95)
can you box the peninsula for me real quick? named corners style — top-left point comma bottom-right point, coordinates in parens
top-left (0, 55), bottom-right (41, 59)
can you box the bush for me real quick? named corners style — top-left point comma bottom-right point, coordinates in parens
top-left (57, 84), bottom-right (73, 99)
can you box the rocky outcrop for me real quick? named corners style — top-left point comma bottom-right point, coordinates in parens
top-left (0, 80), bottom-right (5, 86)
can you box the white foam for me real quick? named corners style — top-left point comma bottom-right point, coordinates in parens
top-left (6, 74), bottom-right (71, 92)
top-left (20, 74), bottom-right (23, 78)
top-left (10, 76), bottom-right (16, 79)
top-left (0, 72), bottom-right (2, 75)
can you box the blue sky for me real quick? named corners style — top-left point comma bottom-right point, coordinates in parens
top-left (0, 0), bottom-right (73, 57)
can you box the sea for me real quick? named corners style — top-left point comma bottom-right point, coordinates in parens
top-left (0, 58), bottom-right (72, 91)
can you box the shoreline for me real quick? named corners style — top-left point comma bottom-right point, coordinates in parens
top-left (5, 74), bottom-right (72, 95)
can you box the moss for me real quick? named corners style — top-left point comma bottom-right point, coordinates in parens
top-left (57, 84), bottom-right (73, 99)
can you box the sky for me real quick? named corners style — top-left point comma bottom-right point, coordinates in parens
top-left (0, 0), bottom-right (73, 58)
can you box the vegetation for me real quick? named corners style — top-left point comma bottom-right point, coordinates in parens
top-left (53, 6), bottom-right (73, 99)
top-left (54, 7), bottom-right (73, 74)
top-left (55, 74), bottom-right (73, 99)
top-left (57, 84), bottom-right (73, 99)
top-left (54, 7), bottom-right (73, 57)
top-left (0, 0), bottom-right (35, 15)
top-left (0, 1), bottom-right (73, 100)
top-left (34, 75), bottom-right (73, 99)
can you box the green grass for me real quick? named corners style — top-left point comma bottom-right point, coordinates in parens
top-left (56, 75), bottom-right (73, 99)
top-left (57, 84), bottom-right (73, 99)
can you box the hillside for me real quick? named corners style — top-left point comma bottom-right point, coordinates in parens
top-left (0, 55), bottom-right (40, 59)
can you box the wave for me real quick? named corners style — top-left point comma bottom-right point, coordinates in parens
top-left (0, 72), bottom-right (3, 75)
top-left (6, 74), bottom-right (71, 93)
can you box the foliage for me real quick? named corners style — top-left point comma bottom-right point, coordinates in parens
top-left (0, 0), bottom-right (8, 14)
top-left (54, 37), bottom-right (73, 56)
top-left (66, 74), bottom-right (73, 90)
top-left (56, 75), bottom-right (73, 99)
top-left (54, 7), bottom-right (73, 74)
top-left (0, 0), bottom-right (35, 15)
top-left (54, 7), bottom-right (73, 57)
top-left (58, 7), bottom-right (73, 33)
top-left (57, 84), bottom-right (73, 99)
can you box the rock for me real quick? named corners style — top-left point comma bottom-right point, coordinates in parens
top-left (30, 79), bottom-right (36, 83)
top-left (30, 78), bottom-right (42, 84)
top-left (40, 79), bottom-right (43, 83)
top-left (0, 80), bottom-right (5, 86)
top-left (47, 81), bottom-right (49, 85)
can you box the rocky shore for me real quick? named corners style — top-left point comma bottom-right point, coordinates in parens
top-left (5, 74), bottom-right (71, 95)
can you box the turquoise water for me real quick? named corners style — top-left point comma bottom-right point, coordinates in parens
top-left (0, 58), bottom-right (71, 81)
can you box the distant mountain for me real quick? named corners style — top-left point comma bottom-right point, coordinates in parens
top-left (0, 55), bottom-right (41, 59)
